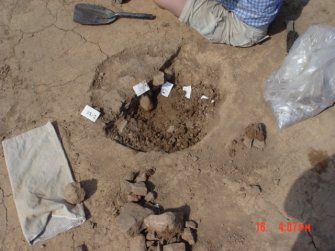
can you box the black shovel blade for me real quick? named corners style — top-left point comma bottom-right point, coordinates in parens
top-left (74, 3), bottom-right (117, 25)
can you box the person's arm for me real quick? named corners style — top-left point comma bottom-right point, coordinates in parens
top-left (153, 0), bottom-right (186, 17)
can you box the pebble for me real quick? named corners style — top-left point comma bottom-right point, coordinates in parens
top-left (63, 182), bottom-right (86, 205)
top-left (130, 234), bottom-right (146, 251)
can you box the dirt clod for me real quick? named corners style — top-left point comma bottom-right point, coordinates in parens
top-left (63, 182), bottom-right (85, 205)
top-left (245, 123), bottom-right (266, 141)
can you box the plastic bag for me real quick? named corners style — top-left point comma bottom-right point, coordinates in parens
top-left (264, 25), bottom-right (335, 128)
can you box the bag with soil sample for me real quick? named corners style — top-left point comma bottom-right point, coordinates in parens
top-left (2, 122), bottom-right (85, 244)
top-left (264, 25), bottom-right (335, 128)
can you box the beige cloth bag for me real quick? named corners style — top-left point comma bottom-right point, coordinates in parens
top-left (2, 122), bottom-right (85, 244)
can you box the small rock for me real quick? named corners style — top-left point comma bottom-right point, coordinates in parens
top-left (121, 180), bottom-right (132, 196)
top-left (145, 192), bottom-right (156, 202)
top-left (136, 172), bottom-right (147, 183)
top-left (253, 139), bottom-right (265, 150)
top-left (140, 95), bottom-right (154, 112)
top-left (130, 234), bottom-right (146, 251)
top-left (163, 243), bottom-right (186, 251)
top-left (144, 212), bottom-right (183, 238)
top-left (127, 194), bottom-right (142, 202)
top-left (185, 221), bottom-right (197, 229)
top-left (153, 71), bottom-right (165, 86)
top-left (64, 182), bottom-right (85, 205)
top-left (116, 203), bottom-right (154, 237)
top-left (113, 0), bottom-right (123, 3)
top-left (181, 227), bottom-right (195, 245)
top-left (125, 171), bottom-right (137, 182)
top-left (130, 182), bottom-right (148, 196)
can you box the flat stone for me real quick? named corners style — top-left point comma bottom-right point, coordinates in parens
top-left (116, 203), bottom-right (154, 237)
top-left (130, 182), bottom-right (148, 196)
top-left (185, 221), bottom-right (197, 229)
top-left (163, 243), bottom-right (186, 251)
top-left (130, 234), bottom-right (146, 251)
top-left (181, 227), bottom-right (195, 245)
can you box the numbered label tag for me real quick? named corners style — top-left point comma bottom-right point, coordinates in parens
top-left (161, 82), bottom-right (174, 97)
top-left (183, 86), bottom-right (192, 99)
top-left (133, 81), bottom-right (150, 96)
top-left (81, 105), bottom-right (100, 122)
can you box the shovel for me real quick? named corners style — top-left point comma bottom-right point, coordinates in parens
top-left (74, 3), bottom-right (156, 25)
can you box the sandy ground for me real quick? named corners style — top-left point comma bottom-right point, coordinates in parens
top-left (1, 0), bottom-right (335, 250)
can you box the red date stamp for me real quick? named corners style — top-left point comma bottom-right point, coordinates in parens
top-left (256, 222), bottom-right (311, 233)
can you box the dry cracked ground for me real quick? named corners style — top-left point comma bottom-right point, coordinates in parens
top-left (1, 0), bottom-right (335, 250)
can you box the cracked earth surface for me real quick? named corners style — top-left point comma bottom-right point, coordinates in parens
top-left (0, 0), bottom-right (335, 250)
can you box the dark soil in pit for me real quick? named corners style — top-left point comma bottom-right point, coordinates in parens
top-left (89, 44), bottom-right (221, 153)
top-left (105, 84), bottom-right (217, 152)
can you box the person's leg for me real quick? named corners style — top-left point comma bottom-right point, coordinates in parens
top-left (153, 0), bottom-right (186, 17)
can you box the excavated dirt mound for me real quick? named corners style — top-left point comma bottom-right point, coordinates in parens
top-left (90, 44), bottom-right (220, 152)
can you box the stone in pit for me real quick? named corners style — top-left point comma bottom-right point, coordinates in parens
top-left (116, 203), bottom-right (154, 237)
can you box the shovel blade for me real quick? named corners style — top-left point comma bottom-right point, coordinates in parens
top-left (73, 3), bottom-right (116, 25)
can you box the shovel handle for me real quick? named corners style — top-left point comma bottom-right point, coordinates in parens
top-left (115, 12), bottom-right (156, 20)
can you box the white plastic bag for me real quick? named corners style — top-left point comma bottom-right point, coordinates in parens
top-left (264, 25), bottom-right (335, 128)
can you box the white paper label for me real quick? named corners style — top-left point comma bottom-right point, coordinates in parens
top-left (133, 81), bottom-right (150, 96)
top-left (183, 86), bottom-right (192, 99)
top-left (200, 95), bottom-right (209, 100)
top-left (81, 105), bottom-right (101, 122)
top-left (161, 82), bottom-right (174, 97)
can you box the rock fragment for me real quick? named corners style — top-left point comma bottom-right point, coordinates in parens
top-left (146, 232), bottom-right (159, 241)
top-left (140, 95), bottom-right (154, 112)
top-left (181, 227), bottom-right (195, 245)
top-left (64, 182), bottom-right (85, 205)
top-left (127, 194), bottom-right (142, 202)
top-left (163, 243), bottom-right (186, 251)
top-left (153, 72), bottom-right (165, 86)
top-left (116, 203), bottom-right (154, 237)
top-left (145, 192), bottom-right (156, 202)
top-left (245, 123), bottom-right (266, 141)
top-left (130, 234), bottom-right (146, 251)
top-left (144, 212), bottom-right (183, 239)
top-left (253, 139), bottom-right (265, 150)
top-left (130, 182), bottom-right (148, 196)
